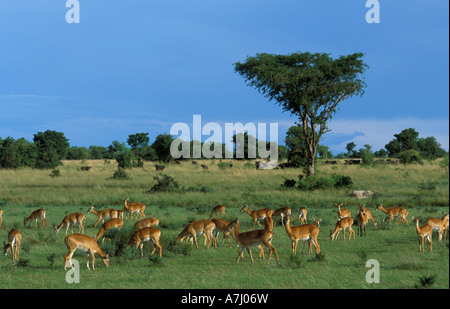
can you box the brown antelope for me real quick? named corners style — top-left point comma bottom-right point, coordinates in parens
top-left (425, 212), bottom-right (449, 241)
top-left (94, 218), bottom-right (124, 244)
top-left (281, 213), bottom-right (320, 255)
top-left (330, 217), bottom-right (355, 241)
top-left (335, 203), bottom-right (351, 219)
top-left (225, 219), bottom-right (279, 265)
top-left (412, 217), bottom-right (433, 252)
top-left (123, 198), bottom-right (146, 220)
top-left (297, 207), bottom-right (308, 224)
top-left (240, 205), bottom-right (273, 228)
top-left (209, 205), bottom-right (226, 218)
top-left (134, 217), bottom-right (159, 230)
top-left (357, 205), bottom-right (377, 226)
top-left (87, 206), bottom-right (119, 227)
top-left (176, 220), bottom-right (216, 249)
top-left (444, 218), bottom-right (449, 240)
top-left (0, 209), bottom-right (3, 229)
top-left (54, 212), bottom-right (86, 236)
top-left (64, 234), bottom-right (110, 270)
top-left (272, 207), bottom-right (292, 226)
top-left (375, 203), bottom-right (409, 226)
top-left (211, 218), bottom-right (231, 247)
top-left (3, 229), bottom-right (22, 263)
top-left (356, 211), bottom-right (369, 237)
top-left (24, 209), bottom-right (47, 229)
top-left (127, 227), bottom-right (162, 257)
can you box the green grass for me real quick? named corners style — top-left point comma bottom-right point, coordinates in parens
top-left (0, 159), bottom-right (448, 289)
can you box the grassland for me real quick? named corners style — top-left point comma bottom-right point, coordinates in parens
top-left (0, 159), bottom-right (448, 289)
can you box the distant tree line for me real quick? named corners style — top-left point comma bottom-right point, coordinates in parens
top-left (0, 127), bottom-right (447, 170)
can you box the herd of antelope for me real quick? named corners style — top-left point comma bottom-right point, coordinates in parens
top-left (1, 201), bottom-right (449, 269)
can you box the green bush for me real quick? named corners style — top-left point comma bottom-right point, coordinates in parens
top-left (297, 174), bottom-right (353, 191)
top-left (148, 174), bottom-right (180, 192)
top-left (112, 168), bottom-right (130, 180)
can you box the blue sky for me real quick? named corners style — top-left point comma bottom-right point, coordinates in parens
top-left (0, 0), bottom-right (448, 154)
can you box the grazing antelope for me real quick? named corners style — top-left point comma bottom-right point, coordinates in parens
top-left (127, 227), bottom-right (162, 257)
top-left (375, 203), bottom-right (409, 226)
top-left (134, 217), bottom-right (159, 230)
top-left (24, 209), bottom-right (47, 229)
top-left (64, 234), bottom-right (110, 270)
top-left (209, 205), bottom-right (226, 218)
top-left (3, 229), bottom-right (22, 263)
top-left (54, 212), bottom-right (86, 236)
top-left (123, 198), bottom-right (146, 220)
top-left (87, 206), bottom-right (119, 227)
top-left (211, 218), bottom-right (231, 247)
top-left (225, 219), bottom-right (279, 265)
top-left (281, 213), bottom-right (320, 255)
top-left (240, 205), bottom-right (273, 229)
top-left (425, 212), bottom-right (449, 241)
top-left (412, 217), bottom-right (433, 252)
top-left (94, 218), bottom-right (124, 244)
top-left (176, 220), bottom-right (216, 249)
top-left (357, 205), bottom-right (377, 226)
top-left (335, 203), bottom-right (351, 219)
top-left (0, 209), bottom-right (3, 229)
top-left (297, 207), bottom-right (308, 224)
top-left (330, 217), bottom-right (355, 241)
top-left (272, 207), bottom-right (292, 226)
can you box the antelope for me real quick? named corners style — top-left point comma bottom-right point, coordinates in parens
top-left (123, 198), bottom-right (146, 220)
top-left (444, 218), bottom-right (449, 240)
top-left (356, 211), bottom-right (369, 237)
top-left (330, 217), bottom-right (355, 241)
top-left (297, 207), bottom-right (308, 224)
top-left (54, 212), bottom-right (86, 236)
top-left (281, 213), bottom-right (320, 255)
top-left (357, 205), bottom-right (377, 226)
top-left (63, 234), bottom-right (110, 270)
top-left (225, 219), bottom-right (279, 265)
top-left (211, 218), bottom-right (231, 247)
top-left (272, 207), bottom-right (292, 226)
top-left (375, 203), bottom-right (409, 226)
top-left (24, 209), bottom-right (47, 229)
top-left (176, 220), bottom-right (216, 249)
top-left (335, 203), bottom-right (351, 219)
top-left (425, 212), bottom-right (449, 241)
top-left (209, 205), bottom-right (226, 218)
top-left (412, 217), bottom-right (433, 252)
top-left (3, 229), bottom-right (22, 263)
top-left (94, 218), bottom-right (124, 244)
top-left (240, 205), bottom-right (273, 229)
top-left (134, 217), bottom-right (159, 230)
top-left (87, 206), bottom-right (119, 227)
top-left (127, 227), bottom-right (162, 257)
top-left (0, 209), bottom-right (3, 229)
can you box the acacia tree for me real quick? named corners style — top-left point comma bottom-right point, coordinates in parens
top-left (234, 52), bottom-right (368, 175)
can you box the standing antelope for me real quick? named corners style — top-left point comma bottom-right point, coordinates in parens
top-left (375, 203), bottom-right (409, 226)
top-left (356, 211), bottom-right (369, 237)
top-left (281, 213), bottom-right (320, 255)
top-left (87, 206), bottom-right (119, 227)
top-left (357, 205), bottom-right (377, 226)
top-left (94, 218), bottom-right (124, 244)
top-left (412, 217), bottom-right (433, 252)
top-left (24, 209), bottom-right (47, 229)
top-left (425, 212), bottom-right (449, 241)
top-left (211, 218), bottom-right (231, 247)
top-left (240, 205), bottom-right (273, 229)
top-left (297, 207), bottom-right (308, 224)
top-left (3, 229), bottom-right (22, 263)
top-left (330, 217), bottom-right (355, 241)
top-left (272, 207), bottom-right (292, 226)
top-left (123, 198), bottom-right (146, 220)
top-left (127, 227), bottom-right (162, 257)
top-left (177, 220), bottom-right (216, 249)
top-left (335, 203), bottom-right (351, 219)
top-left (225, 219), bottom-right (279, 265)
top-left (209, 205), bottom-right (226, 218)
top-left (64, 234), bottom-right (110, 270)
top-left (54, 212), bottom-right (86, 236)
